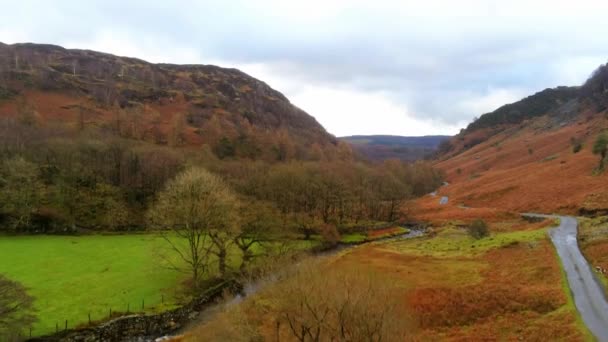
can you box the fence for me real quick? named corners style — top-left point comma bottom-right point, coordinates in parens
top-left (26, 280), bottom-right (240, 341)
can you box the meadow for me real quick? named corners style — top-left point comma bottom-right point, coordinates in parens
top-left (0, 234), bottom-right (182, 336)
top-left (0, 234), bottom-right (317, 336)
top-left (199, 220), bottom-right (593, 341)
top-left (333, 224), bottom-right (591, 340)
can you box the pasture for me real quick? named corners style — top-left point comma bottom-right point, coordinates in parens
top-left (0, 234), bottom-right (317, 336)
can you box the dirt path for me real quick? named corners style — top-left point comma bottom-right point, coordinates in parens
top-left (524, 214), bottom-right (608, 341)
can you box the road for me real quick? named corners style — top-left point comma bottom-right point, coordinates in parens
top-left (524, 214), bottom-right (608, 341)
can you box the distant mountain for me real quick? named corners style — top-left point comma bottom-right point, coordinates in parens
top-left (340, 135), bottom-right (451, 161)
top-left (0, 42), bottom-right (349, 161)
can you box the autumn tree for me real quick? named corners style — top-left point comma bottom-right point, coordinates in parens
top-left (234, 201), bottom-right (281, 272)
top-left (148, 167), bottom-right (239, 284)
top-left (168, 112), bottom-right (186, 147)
top-left (0, 275), bottom-right (36, 341)
top-left (592, 132), bottom-right (608, 171)
top-left (0, 157), bottom-right (42, 232)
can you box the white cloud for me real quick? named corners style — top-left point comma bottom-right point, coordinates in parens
top-left (2, 0), bottom-right (608, 136)
top-left (289, 86), bottom-right (461, 136)
top-left (458, 88), bottom-right (528, 118)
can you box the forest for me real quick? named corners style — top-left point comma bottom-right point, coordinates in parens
top-left (0, 116), bottom-right (443, 235)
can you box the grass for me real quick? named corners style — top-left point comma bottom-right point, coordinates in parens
top-left (340, 233), bottom-right (367, 243)
top-left (0, 234), bottom-right (179, 336)
top-left (0, 234), bottom-right (318, 336)
top-left (578, 216), bottom-right (608, 294)
top-left (385, 225), bottom-right (548, 257)
top-left (340, 226), bottom-right (409, 244)
top-left (369, 224), bottom-right (584, 339)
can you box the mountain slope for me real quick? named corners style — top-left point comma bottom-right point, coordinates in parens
top-left (0, 42), bottom-right (348, 161)
top-left (341, 135), bottom-right (450, 161)
top-left (432, 61), bottom-right (608, 214)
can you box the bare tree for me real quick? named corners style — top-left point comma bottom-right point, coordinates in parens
top-left (271, 260), bottom-right (412, 342)
top-left (0, 275), bottom-right (36, 341)
top-left (234, 201), bottom-right (281, 272)
top-left (148, 167), bottom-right (239, 285)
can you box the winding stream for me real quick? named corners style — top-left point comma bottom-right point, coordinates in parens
top-left (151, 229), bottom-right (425, 341)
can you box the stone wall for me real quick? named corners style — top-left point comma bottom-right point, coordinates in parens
top-left (28, 280), bottom-right (241, 342)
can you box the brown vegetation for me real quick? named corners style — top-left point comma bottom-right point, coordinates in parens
top-left (0, 275), bottom-right (36, 341)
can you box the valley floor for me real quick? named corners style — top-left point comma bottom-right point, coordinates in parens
top-left (328, 223), bottom-right (588, 341)
top-left (184, 216), bottom-right (591, 341)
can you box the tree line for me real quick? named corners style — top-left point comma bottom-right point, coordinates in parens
top-left (0, 117), bottom-right (443, 234)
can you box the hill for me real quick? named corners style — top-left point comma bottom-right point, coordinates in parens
top-left (341, 135), bottom-right (450, 161)
top-left (0, 42), bottom-right (349, 161)
top-left (432, 61), bottom-right (608, 215)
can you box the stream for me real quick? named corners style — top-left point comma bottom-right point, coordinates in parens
top-left (151, 228), bottom-right (425, 341)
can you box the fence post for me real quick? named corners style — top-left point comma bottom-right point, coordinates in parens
top-left (88, 312), bottom-right (91, 324)
top-left (142, 298), bottom-right (144, 310)
top-left (65, 320), bottom-right (67, 331)
top-left (29, 327), bottom-right (32, 338)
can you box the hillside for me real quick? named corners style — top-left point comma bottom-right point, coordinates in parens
top-left (432, 61), bottom-right (608, 215)
top-left (341, 135), bottom-right (450, 161)
top-left (0, 42), bottom-right (349, 161)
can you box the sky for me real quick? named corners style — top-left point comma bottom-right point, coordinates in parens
top-left (2, 0), bottom-right (608, 136)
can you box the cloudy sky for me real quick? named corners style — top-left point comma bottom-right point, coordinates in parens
top-left (2, 0), bottom-right (608, 136)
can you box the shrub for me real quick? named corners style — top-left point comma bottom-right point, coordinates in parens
top-left (468, 219), bottom-right (489, 239)
top-left (318, 223), bottom-right (341, 246)
top-left (592, 132), bottom-right (608, 171)
top-left (570, 137), bottom-right (583, 154)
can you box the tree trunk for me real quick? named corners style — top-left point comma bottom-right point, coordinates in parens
top-left (218, 247), bottom-right (227, 277)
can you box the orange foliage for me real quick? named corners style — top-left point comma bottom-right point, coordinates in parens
top-left (434, 115), bottom-right (608, 214)
top-left (368, 226), bottom-right (403, 238)
top-left (325, 237), bottom-right (583, 341)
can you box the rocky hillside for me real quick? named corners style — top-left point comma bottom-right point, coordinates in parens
top-left (433, 61), bottom-right (608, 214)
top-left (341, 135), bottom-right (450, 161)
top-left (0, 43), bottom-right (348, 161)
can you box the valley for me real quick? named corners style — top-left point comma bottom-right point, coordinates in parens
top-left (1, 39), bottom-right (608, 342)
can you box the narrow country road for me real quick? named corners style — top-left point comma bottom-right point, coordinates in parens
top-left (524, 214), bottom-right (608, 341)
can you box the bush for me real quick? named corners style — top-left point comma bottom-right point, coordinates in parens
top-left (571, 137), bottom-right (583, 154)
top-left (468, 219), bottom-right (489, 239)
top-left (318, 223), bottom-right (341, 246)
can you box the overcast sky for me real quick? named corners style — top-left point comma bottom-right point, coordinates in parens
top-left (2, 0), bottom-right (608, 136)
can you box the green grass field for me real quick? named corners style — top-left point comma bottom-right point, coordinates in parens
top-left (0, 234), bottom-right (319, 336)
top-left (0, 234), bottom-right (182, 336)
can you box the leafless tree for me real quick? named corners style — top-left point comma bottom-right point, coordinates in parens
top-left (148, 167), bottom-right (239, 285)
top-left (271, 260), bottom-right (412, 342)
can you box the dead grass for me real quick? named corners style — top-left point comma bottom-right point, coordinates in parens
top-left (182, 219), bottom-right (587, 341)
top-left (330, 223), bottom-right (585, 341)
top-left (434, 116), bottom-right (608, 214)
top-left (579, 216), bottom-right (608, 293)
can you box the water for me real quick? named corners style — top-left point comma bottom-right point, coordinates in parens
top-left (152, 229), bottom-right (426, 341)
